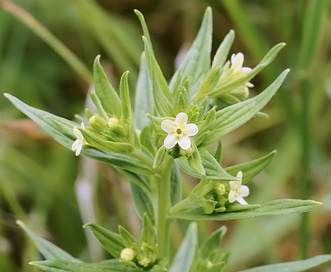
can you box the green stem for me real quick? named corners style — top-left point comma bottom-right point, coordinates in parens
top-left (169, 198), bottom-right (191, 214)
top-left (156, 156), bottom-right (173, 258)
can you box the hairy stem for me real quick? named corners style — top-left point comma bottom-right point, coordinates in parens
top-left (156, 155), bottom-right (173, 258)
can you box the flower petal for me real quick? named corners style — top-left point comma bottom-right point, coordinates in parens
top-left (164, 134), bottom-right (178, 149)
top-left (231, 53), bottom-right (244, 70)
top-left (161, 120), bottom-right (176, 133)
top-left (236, 171), bottom-right (243, 180)
top-left (177, 136), bottom-right (191, 150)
top-left (236, 196), bottom-right (248, 205)
top-left (175, 112), bottom-right (188, 127)
top-left (238, 185), bottom-right (249, 197)
top-left (228, 190), bottom-right (236, 203)
top-left (183, 123), bottom-right (198, 136)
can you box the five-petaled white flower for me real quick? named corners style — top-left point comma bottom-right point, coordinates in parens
top-left (71, 123), bottom-right (85, 156)
top-left (230, 53), bottom-right (253, 87)
top-left (228, 171), bottom-right (249, 205)
top-left (161, 112), bottom-right (198, 150)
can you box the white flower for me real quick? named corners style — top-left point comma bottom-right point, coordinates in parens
top-left (228, 171), bottom-right (249, 205)
top-left (161, 112), bottom-right (198, 150)
top-left (71, 123), bottom-right (85, 156)
top-left (230, 53), bottom-right (253, 88)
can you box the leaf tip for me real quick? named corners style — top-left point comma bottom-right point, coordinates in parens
top-left (82, 223), bottom-right (92, 229)
top-left (16, 220), bottom-right (23, 227)
top-left (3, 93), bottom-right (12, 100)
top-left (134, 9), bottom-right (142, 17)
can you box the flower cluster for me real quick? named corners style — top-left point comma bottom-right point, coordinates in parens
top-left (186, 171), bottom-right (250, 214)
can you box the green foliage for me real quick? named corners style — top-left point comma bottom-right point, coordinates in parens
top-left (1, 2), bottom-right (330, 272)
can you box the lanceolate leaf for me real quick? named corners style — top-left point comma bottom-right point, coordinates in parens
top-left (199, 226), bottom-right (227, 259)
top-left (5, 93), bottom-right (76, 148)
top-left (134, 53), bottom-right (154, 130)
top-left (140, 214), bottom-right (155, 245)
top-left (212, 30), bottom-right (235, 68)
top-left (84, 223), bottom-right (124, 259)
top-left (199, 69), bottom-right (290, 146)
top-left (168, 199), bottom-right (322, 220)
top-left (17, 221), bottom-right (80, 262)
top-left (130, 181), bottom-right (155, 224)
top-left (93, 55), bottom-right (122, 118)
top-left (240, 255), bottom-right (331, 272)
top-left (176, 148), bottom-right (234, 180)
top-left (225, 150), bottom-right (276, 184)
top-left (4, 94), bottom-right (155, 176)
top-left (31, 259), bottom-right (143, 272)
top-left (169, 7), bottom-right (213, 97)
top-left (143, 37), bottom-right (172, 117)
top-left (169, 223), bottom-right (198, 272)
top-left (170, 164), bottom-right (182, 206)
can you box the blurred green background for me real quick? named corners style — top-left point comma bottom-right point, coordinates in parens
top-left (0, 0), bottom-right (330, 271)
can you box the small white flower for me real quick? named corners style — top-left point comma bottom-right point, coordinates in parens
top-left (230, 53), bottom-right (253, 87)
top-left (71, 123), bottom-right (85, 156)
top-left (228, 171), bottom-right (249, 205)
top-left (161, 112), bottom-right (198, 150)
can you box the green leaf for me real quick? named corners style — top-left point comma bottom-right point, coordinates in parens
top-left (83, 148), bottom-right (154, 176)
top-left (142, 37), bottom-right (172, 117)
top-left (5, 94), bottom-right (155, 176)
top-left (240, 254), bottom-right (331, 272)
top-left (168, 199), bottom-right (322, 220)
top-left (140, 214), bottom-right (155, 245)
top-left (80, 129), bottom-right (133, 153)
top-left (176, 148), bottom-right (234, 180)
top-left (199, 149), bottom-right (234, 180)
top-left (212, 30), bottom-right (235, 68)
top-left (199, 69), bottom-right (290, 146)
top-left (134, 53), bottom-right (154, 130)
top-left (130, 181), bottom-right (155, 224)
top-left (207, 43), bottom-right (286, 98)
top-left (225, 150), bottom-right (276, 184)
top-left (84, 223), bottom-right (124, 259)
top-left (176, 149), bottom-right (205, 178)
top-left (31, 259), bottom-right (143, 272)
top-left (169, 7), bottom-right (213, 97)
top-left (118, 226), bottom-right (139, 248)
top-left (199, 226), bottom-right (227, 259)
top-left (169, 223), bottom-right (198, 272)
top-left (93, 55), bottom-right (122, 118)
top-left (170, 164), bottom-right (182, 206)
top-left (5, 93), bottom-right (76, 148)
top-left (119, 71), bottom-right (132, 122)
top-left (134, 10), bottom-right (153, 52)
top-left (17, 221), bottom-right (80, 262)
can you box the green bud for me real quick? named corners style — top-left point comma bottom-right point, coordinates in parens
top-left (230, 85), bottom-right (249, 100)
top-left (105, 117), bottom-right (127, 141)
top-left (88, 113), bottom-right (107, 132)
top-left (206, 261), bottom-right (213, 268)
top-left (137, 256), bottom-right (151, 267)
top-left (215, 183), bottom-right (226, 195)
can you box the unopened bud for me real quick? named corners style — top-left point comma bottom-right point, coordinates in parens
top-left (120, 248), bottom-right (135, 262)
top-left (137, 256), bottom-right (151, 267)
top-left (88, 114), bottom-right (107, 132)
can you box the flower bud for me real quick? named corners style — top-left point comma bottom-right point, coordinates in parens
top-left (88, 114), bottom-right (107, 132)
top-left (137, 256), bottom-right (151, 267)
top-left (120, 248), bottom-right (135, 262)
top-left (105, 117), bottom-right (127, 141)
